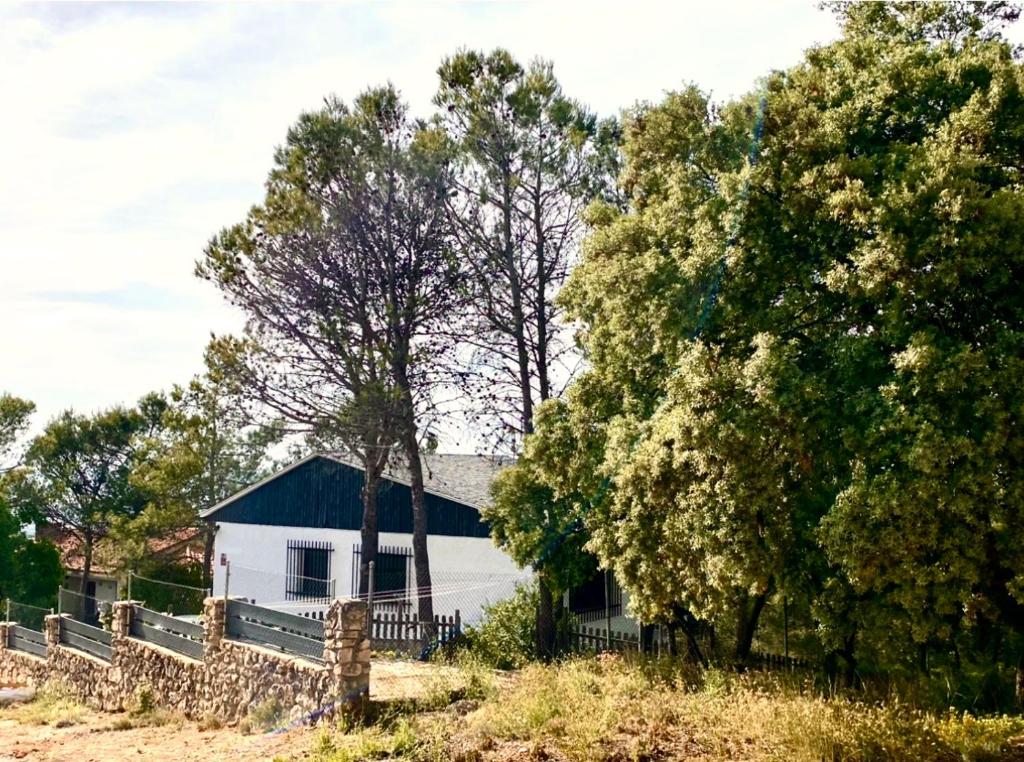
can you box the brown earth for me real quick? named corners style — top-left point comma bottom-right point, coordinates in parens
top-left (0, 715), bottom-right (311, 762)
top-left (0, 659), bottom-right (450, 762)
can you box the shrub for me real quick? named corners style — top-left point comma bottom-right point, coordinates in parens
top-left (458, 582), bottom-right (538, 670)
top-left (243, 696), bottom-right (285, 733)
top-left (125, 683), bottom-right (155, 715)
top-left (10, 682), bottom-right (86, 727)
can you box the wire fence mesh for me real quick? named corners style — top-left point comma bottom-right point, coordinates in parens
top-left (4, 599), bottom-right (52, 632)
top-left (128, 572), bottom-right (210, 617)
top-left (218, 560), bottom-right (530, 656)
top-left (57, 586), bottom-right (103, 627)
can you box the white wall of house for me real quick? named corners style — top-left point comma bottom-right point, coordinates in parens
top-left (211, 521), bottom-right (532, 625)
top-left (63, 572), bottom-right (119, 602)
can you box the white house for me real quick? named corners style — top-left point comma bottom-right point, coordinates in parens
top-left (201, 452), bottom-right (532, 626)
top-left (201, 450), bottom-right (644, 647)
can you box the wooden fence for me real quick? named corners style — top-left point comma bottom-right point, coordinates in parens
top-left (571, 624), bottom-right (640, 653)
top-left (370, 608), bottom-right (460, 654)
top-left (130, 606), bottom-right (205, 661)
top-left (8, 624), bottom-right (47, 658)
top-left (226, 598), bottom-right (325, 662)
top-left (60, 617), bottom-right (112, 661)
top-left (748, 650), bottom-right (811, 671)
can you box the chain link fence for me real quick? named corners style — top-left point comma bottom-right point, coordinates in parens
top-left (3, 599), bottom-right (53, 632)
top-left (217, 560), bottom-right (530, 656)
top-left (57, 586), bottom-right (103, 626)
top-left (127, 571), bottom-right (210, 618)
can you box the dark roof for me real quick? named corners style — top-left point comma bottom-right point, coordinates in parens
top-left (327, 452), bottom-right (513, 510)
top-left (200, 451), bottom-right (512, 519)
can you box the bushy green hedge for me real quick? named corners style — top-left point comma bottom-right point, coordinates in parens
top-left (457, 582), bottom-right (538, 670)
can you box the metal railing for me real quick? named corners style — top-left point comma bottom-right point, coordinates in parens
top-left (129, 605), bottom-right (205, 661)
top-left (225, 598), bottom-right (324, 662)
top-left (4, 598), bottom-right (52, 633)
top-left (59, 616), bottom-right (112, 661)
top-left (127, 571), bottom-right (211, 616)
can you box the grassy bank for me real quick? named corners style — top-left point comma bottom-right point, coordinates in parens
top-left (299, 654), bottom-right (1024, 761)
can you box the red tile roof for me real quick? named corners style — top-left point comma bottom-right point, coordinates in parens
top-left (35, 525), bottom-right (205, 575)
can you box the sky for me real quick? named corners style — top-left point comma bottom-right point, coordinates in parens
top-left (0, 1), bottom-right (848, 443)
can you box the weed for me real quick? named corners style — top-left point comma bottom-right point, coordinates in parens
top-left (125, 683), bottom-right (156, 716)
top-left (301, 656), bottom-right (1024, 762)
top-left (4, 682), bottom-right (87, 727)
top-left (104, 708), bottom-right (180, 732)
top-left (242, 696), bottom-right (285, 733)
top-left (198, 712), bottom-right (223, 731)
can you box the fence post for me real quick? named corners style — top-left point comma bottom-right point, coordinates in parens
top-left (4, 597), bottom-right (8, 625)
top-left (56, 585), bottom-right (62, 616)
top-left (203, 596), bottom-right (226, 651)
top-left (366, 561), bottom-right (375, 638)
top-left (126, 570), bottom-right (132, 602)
top-left (223, 561), bottom-right (231, 603)
top-left (783, 595), bottom-right (789, 662)
top-left (604, 570), bottom-right (612, 651)
top-left (44, 613), bottom-right (62, 651)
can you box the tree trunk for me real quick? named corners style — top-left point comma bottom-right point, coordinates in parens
top-left (80, 533), bottom-right (94, 622)
top-left (537, 576), bottom-right (556, 661)
top-left (670, 605), bottom-right (708, 666)
top-left (202, 525), bottom-right (216, 589)
top-left (533, 153), bottom-right (550, 404)
top-left (404, 422), bottom-right (434, 642)
top-left (359, 467), bottom-right (381, 599)
top-left (735, 588), bottom-right (770, 664)
top-left (1016, 655), bottom-right (1024, 711)
top-left (500, 163), bottom-right (535, 438)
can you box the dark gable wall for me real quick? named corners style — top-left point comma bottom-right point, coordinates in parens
top-left (210, 456), bottom-right (491, 538)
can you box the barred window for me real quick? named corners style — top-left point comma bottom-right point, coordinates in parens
top-left (286, 540), bottom-right (333, 600)
top-left (351, 544), bottom-right (411, 600)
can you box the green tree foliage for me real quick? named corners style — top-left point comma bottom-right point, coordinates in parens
top-left (0, 393), bottom-right (35, 471)
top-left (0, 493), bottom-right (63, 612)
top-left (516, 2), bottom-right (1024, 691)
top-left (111, 371), bottom-right (283, 584)
top-left (437, 49), bottom-right (619, 656)
top-left (487, 400), bottom-right (603, 625)
top-left (13, 398), bottom-right (165, 598)
top-left (0, 393), bottom-right (62, 609)
top-left (459, 582), bottom-right (540, 670)
top-left (199, 85), bottom-right (460, 609)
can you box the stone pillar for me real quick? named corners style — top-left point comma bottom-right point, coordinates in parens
top-left (203, 597), bottom-right (226, 650)
top-left (111, 601), bottom-right (134, 639)
top-left (323, 599), bottom-right (370, 703)
top-left (44, 614), bottom-right (63, 650)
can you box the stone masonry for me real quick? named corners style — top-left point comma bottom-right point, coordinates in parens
top-left (0, 623), bottom-right (48, 688)
top-left (0, 597), bottom-right (370, 723)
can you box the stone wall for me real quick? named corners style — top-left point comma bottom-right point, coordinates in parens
top-left (0, 597), bottom-right (370, 723)
top-left (0, 624), bottom-right (48, 688)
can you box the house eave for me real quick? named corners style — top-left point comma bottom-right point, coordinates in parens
top-left (200, 452), bottom-right (490, 523)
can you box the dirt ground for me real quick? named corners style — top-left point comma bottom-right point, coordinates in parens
top-left (0, 659), bottom-right (454, 762)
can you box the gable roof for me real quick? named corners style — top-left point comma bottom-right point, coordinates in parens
top-left (36, 525), bottom-right (205, 575)
top-left (328, 452), bottom-right (513, 510)
top-left (200, 451), bottom-right (512, 519)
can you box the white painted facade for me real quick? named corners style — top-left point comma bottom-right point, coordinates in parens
top-left (63, 572), bottom-right (119, 603)
top-left (211, 521), bottom-right (532, 626)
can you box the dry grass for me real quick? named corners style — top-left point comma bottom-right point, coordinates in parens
top-left (0, 682), bottom-right (87, 727)
top-left (299, 654), bottom-right (1024, 761)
